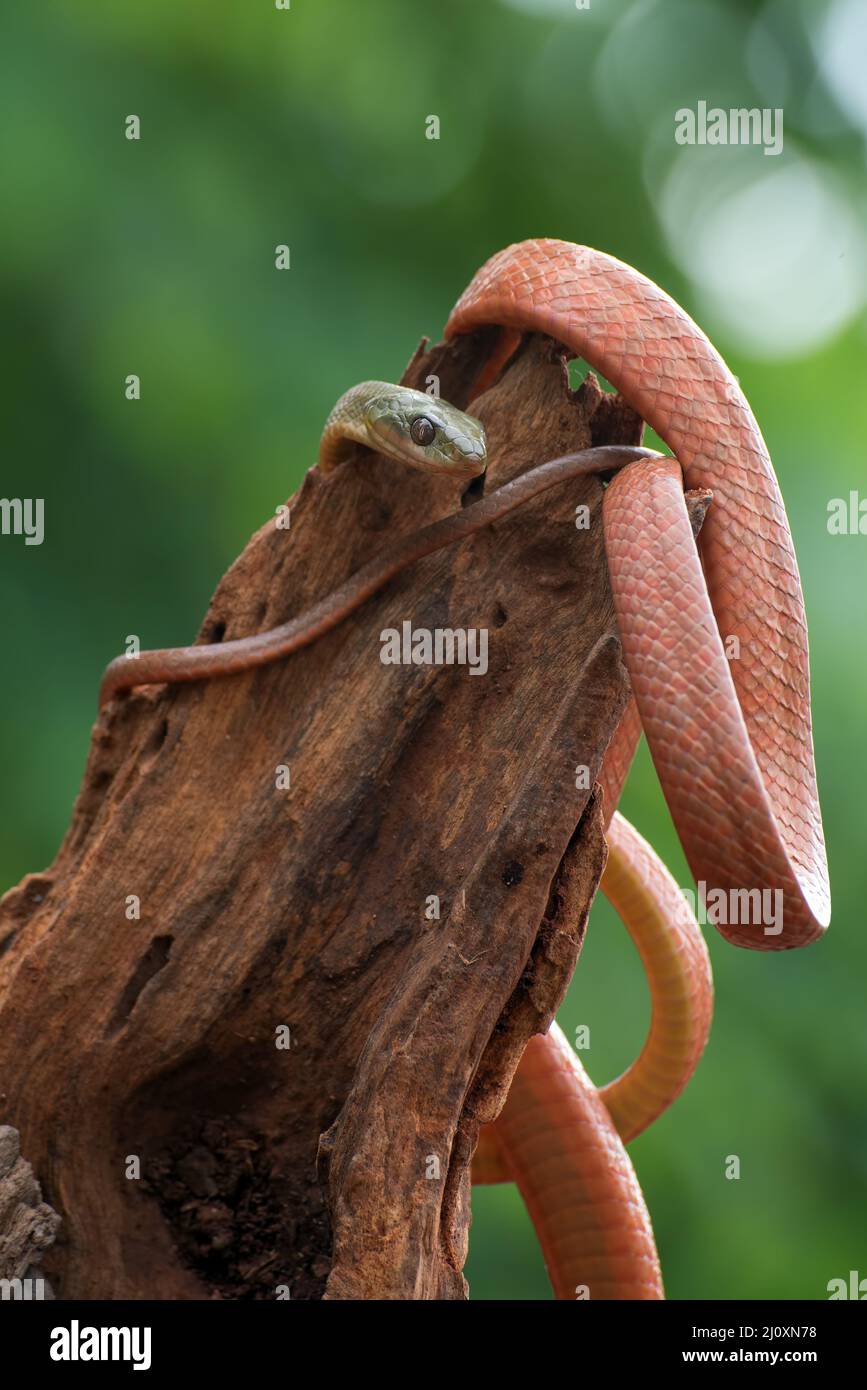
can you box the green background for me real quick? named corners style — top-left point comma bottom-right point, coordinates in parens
top-left (2, 0), bottom-right (865, 1300)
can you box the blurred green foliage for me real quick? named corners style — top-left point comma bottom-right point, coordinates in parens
top-left (1, 0), bottom-right (865, 1301)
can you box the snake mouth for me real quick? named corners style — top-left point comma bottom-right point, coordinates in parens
top-left (396, 449), bottom-right (485, 478)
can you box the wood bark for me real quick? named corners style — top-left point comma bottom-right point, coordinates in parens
top-left (0, 331), bottom-right (657, 1300)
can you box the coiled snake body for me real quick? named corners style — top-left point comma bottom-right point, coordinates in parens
top-left (99, 239), bottom-right (830, 1300)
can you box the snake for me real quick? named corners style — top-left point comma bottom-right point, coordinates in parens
top-left (98, 238), bottom-right (830, 1301)
top-left (318, 380), bottom-right (486, 476)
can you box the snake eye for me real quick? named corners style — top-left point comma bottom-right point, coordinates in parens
top-left (410, 416), bottom-right (436, 447)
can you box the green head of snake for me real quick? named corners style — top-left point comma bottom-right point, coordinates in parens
top-left (365, 386), bottom-right (486, 478)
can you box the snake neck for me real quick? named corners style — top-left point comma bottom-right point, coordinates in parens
top-left (318, 380), bottom-right (390, 473)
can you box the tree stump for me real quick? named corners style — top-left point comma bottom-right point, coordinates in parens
top-left (0, 331), bottom-right (653, 1300)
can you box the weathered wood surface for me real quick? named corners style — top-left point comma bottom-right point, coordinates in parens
top-left (0, 331), bottom-right (647, 1300)
top-left (0, 1126), bottom-right (60, 1293)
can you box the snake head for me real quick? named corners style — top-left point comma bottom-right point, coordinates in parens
top-left (366, 387), bottom-right (486, 478)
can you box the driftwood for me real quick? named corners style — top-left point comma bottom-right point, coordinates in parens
top-left (0, 331), bottom-right (688, 1300)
